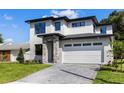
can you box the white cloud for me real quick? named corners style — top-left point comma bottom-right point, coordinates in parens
top-left (42, 15), bottom-right (58, 18)
top-left (51, 15), bottom-right (58, 18)
top-left (41, 9), bottom-right (79, 19)
top-left (51, 9), bottom-right (79, 19)
top-left (3, 14), bottom-right (13, 20)
top-left (4, 38), bottom-right (14, 44)
top-left (12, 24), bottom-right (18, 28)
top-left (42, 15), bottom-right (48, 18)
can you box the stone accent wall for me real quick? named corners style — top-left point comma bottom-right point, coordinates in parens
top-left (53, 36), bottom-right (60, 63)
top-left (58, 40), bottom-right (62, 63)
top-left (42, 35), bottom-right (60, 63)
top-left (42, 43), bottom-right (48, 63)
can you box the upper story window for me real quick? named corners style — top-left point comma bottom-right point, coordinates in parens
top-left (55, 22), bottom-right (61, 31)
top-left (93, 24), bottom-right (96, 33)
top-left (72, 22), bottom-right (85, 27)
top-left (35, 22), bottom-right (46, 34)
top-left (100, 26), bottom-right (106, 34)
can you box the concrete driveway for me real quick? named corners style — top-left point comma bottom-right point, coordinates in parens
top-left (11, 64), bottom-right (100, 84)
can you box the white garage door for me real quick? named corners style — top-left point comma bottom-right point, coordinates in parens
top-left (62, 43), bottom-right (103, 64)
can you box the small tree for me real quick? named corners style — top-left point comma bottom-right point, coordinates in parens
top-left (112, 41), bottom-right (124, 71)
top-left (120, 42), bottom-right (124, 71)
top-left (16, 48), bottom-right (24, 63)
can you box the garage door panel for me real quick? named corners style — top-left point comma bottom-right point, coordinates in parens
top-left (62, 47), bottom-right (102, 64)
top-left (63, 47), bottom-right (102, 51)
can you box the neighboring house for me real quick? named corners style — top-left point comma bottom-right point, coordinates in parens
top-left (25, 16), bottom-right (113, 64)
top-left (0, 43), bottom-right (30, 62)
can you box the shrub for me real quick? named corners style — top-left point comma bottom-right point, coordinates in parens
top-left (24, 60), bottom-right (38, 64)
top-left (16, 48), bottom-right (24, 64)
top-left (112, 41), bottom-right (124, 71)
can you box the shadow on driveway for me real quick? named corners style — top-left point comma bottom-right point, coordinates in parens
top-left (60, 69), bottom-right (94, 81)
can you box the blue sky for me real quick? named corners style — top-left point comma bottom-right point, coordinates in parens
top-left (0, 9), bottom-right (121, 43)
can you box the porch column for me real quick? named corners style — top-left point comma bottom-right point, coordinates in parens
top-left (42, 42), bottom-right (48, 63)
top-left (53, 36), bottom-right (60, 63)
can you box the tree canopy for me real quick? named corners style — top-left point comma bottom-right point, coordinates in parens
top-left (100, 10), bottom-right (124, 40)
top-left (0, 34), bottom-right (3, 43)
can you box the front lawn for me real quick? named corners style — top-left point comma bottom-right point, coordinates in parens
top-left (0, 62), bottom-right (51, 83)
top-left (94, 65), bottom-right (124, 84)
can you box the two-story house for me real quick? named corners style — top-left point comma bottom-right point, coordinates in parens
top-left (25, 16), bottom-right (113, 64)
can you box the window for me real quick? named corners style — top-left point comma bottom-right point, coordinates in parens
top-left (83, 43), bottom-right (91, 46)
top-left (72, 22), bottom-right (85, 27)
top-left (35, 44), bottom-right (42, 55)
top-left (64, 44), bottom-right (72, 47)
top-left (25, 48), bottom-right (30, 52)
top-left (35, 22), bottom-right (46, 34)
top-left (55, 22), bottom-right (61, 31)
top-left (100, 26), bottom-right (106, 34)
top-left (73, 44), bottom-right (81, 47)
top-left (80, 22), bottom-right (85, 26)
top-left (93, 42), bottom-right (102, 46)
top-left (93, 24), bottom-right (96, 33)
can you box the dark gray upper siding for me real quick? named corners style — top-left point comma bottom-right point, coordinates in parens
top-left (63, 33), bottom-right (113, 39)
top-left (37, 33), bottom-right (113, 40)
top-left (37, 33), bottom-right (64, 37)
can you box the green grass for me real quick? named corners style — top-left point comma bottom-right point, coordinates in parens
top-left (94, 65), bottom-right (124, 84)
top-left (0, 63), bottom-right (51, 83)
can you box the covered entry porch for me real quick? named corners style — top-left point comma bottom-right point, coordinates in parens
top-left (38, 33), bottom-right (63, 63)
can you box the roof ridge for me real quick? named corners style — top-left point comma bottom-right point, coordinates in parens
top-left (25, 16), bottom-right (98, 24)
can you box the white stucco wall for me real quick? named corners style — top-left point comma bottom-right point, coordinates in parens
top-left (50, 20), bottom-right (68, 35)
top-left (95, 25), bottom-right (113, 34)
top-left (29, 23), bottom-right (43, 60)
top-left (10, 50), bottom-right (18, 62)
top-left (10, 50), bottom-right (30, 62)
top-left (29, 19), bottom-right (113, 38)
top-left (65, 20), bottom-right (94, 35)
top-left (29, 19), bottom-right (95, 36)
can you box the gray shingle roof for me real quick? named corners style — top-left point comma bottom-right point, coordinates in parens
top-left (37, 33), bottom-right (113, 39)
top-left (0, 43), bottom-right (29, 50)
top-left (25, 16), bottom-right (98, 24)
top-left (37, 33), bottom-right (65, 37)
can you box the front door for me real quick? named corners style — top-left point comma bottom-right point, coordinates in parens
top-left (47, 42), bottom-right (53, 63)
top-left (0, 50), bottom-right (10, 62)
